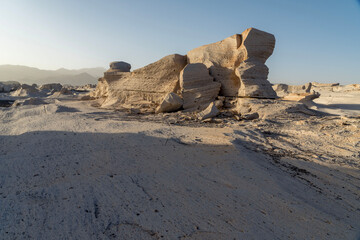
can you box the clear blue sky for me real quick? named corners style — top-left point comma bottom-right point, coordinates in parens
top-left (0, 0), bottom-right (359, 84)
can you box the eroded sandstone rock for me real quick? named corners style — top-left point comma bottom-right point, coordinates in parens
top-left (180, 63), bottom-right (221, 110)
top-left (187, 28), bottom-right (276, 98)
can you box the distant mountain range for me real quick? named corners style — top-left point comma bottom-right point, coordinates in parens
top-left (0, 65), bottom-right (106, 85)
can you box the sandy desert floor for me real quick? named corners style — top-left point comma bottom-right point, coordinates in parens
top-left (0, 91), bottom-right (359, 239)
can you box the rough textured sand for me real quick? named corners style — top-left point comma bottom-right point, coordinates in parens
top-left (0, 92), bottom-right (359, 239)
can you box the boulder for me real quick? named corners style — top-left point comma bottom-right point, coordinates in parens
top-left (187, 28), bottom-right (276, 97)
top-left (155, 92), bottom-right (183, 113)
top-left (197, 102), bottom-right (220, 120)
top-left (180, 63), bottom-right (221, 110)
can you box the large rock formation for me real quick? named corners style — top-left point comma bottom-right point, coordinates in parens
top-left (187, 28), bottom-right (277, 98)
top-left (180, 63), bottom-right (221, 110)
top-left (90, 27), bottom-right (278, 112)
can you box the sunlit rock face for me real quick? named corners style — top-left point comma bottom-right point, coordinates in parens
top-left (187, 28), bottom-right (277, 98)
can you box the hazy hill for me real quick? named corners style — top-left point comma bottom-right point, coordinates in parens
top-left (0, 65), bottom-right (106, 85)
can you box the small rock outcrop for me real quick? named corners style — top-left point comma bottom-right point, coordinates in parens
top-left (180, 63), bottom-right (221, 110)
top-left (155, 92), bottom-right (183, 113)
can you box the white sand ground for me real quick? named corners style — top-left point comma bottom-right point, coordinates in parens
top-left (0, 92), bottom-right (359, 239)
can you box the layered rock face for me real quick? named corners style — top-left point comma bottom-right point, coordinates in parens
top-left (180, 63), bottom-right (221, 110)
top-left (187, 28), bottom-right (276, 98)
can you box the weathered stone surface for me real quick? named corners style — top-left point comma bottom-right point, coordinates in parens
top-left (236, 59), bottom-right (277, 98)
top-left (155, 92), bottom-right (183, 113)
top-left (197, 102), bottom-right (220, 120)
top-left (109, 61), bottom-right (131, 72)
top-left (180, 63), bottom-right (221, 110)
top-left (92, 54), bottom-right (187, 108)
top-left (187, 28), bottom-right (276, 97)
